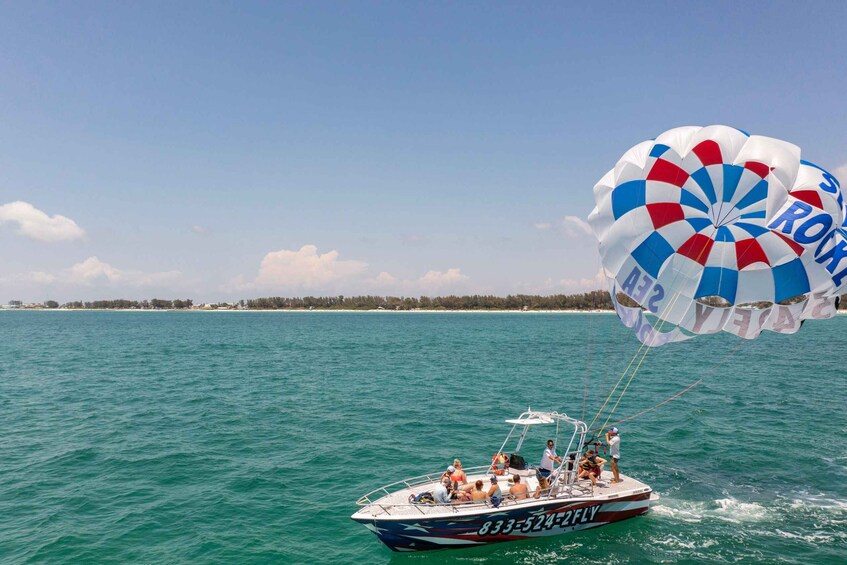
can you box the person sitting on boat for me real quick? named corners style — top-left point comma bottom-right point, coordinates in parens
top-left (533, 475), bottom-right (552, 498)
top-left (578, 449), bottom-right (606, 486)
top-left (487, 476), bottom-right (502, 507)
top-left (451, 459), bottom-right (474, 493)
top-left (433, 476), bottom-right (454, 505)
top-left (441, 465), bottom-right (456, 485)
top-left (509, 474), bottom-right (530, 500)
top-left (540, 439), bottom-right (562, 478)
top-left (470, 480), bottom-right (488, 502)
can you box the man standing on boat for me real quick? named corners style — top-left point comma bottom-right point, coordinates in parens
top-left (605, 427), bottom-right (621, 483)
top-left (540, 439), bottom-right (562, 478)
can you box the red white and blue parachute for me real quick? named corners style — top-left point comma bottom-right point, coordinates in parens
top-left (588, 125), bottom-right (846, 346)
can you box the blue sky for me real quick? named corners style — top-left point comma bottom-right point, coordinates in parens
top-left (1, 1), bottom-right (845, 302)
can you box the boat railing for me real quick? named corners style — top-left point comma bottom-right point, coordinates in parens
top-left (355, 465), bottom-right (492, 507)
top-left (355, 464), bottom-right (595, 516)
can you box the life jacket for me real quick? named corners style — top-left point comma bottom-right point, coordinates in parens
top-left (490, 452), bottom-right (508, 475)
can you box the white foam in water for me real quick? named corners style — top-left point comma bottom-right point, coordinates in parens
top-left (711, 497), bottom-right (770, 523)
top-left (652, 496), bottom-right (771, 524)
top-left (652, 535), bottom-right (718, 550)
top-left (788, 493), bottom-right (847, 512)
top-left (651, 501), bottom-right (707, 523)
top-left (771, 529), bottom-right (838, 543)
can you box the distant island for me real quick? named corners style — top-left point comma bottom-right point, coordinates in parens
top-left (4, 291), bottom-right (845, 311)
top-left (6, 292), bottom-right (613, 311)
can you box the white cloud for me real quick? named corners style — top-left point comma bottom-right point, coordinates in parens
top-left (0, 271), bottom-right (56, 284)
top-left (191, 225), bottom-right (208, 235)
top-left (0, 257), bottom-right (183, 300)
top-left (0, 201), bottom-right (85, 242)
top-left (371, 267), bottom-right (470, 295)
top-left (535, 215), bottom-right (594, 238)
top-left (373, 271), bottom-right (398, 285)
top-left (835, 164), bottom-right (847, 186)
top-left (68, 257), bottom-right (123, 284)
top-left (517, 268), bottom-right (606, 295)
top-left (418, 268), bottom-right (469, 290)
top-left (236, 245), bottom-right (368, 292)
top-left (562, 215), bottom-right (593, 238)
top-left (65, 256), bottom-right (181, 287)
top-left (229, 244), bottom-right (472, 296)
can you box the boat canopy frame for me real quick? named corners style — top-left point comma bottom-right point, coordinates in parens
top-left (492, 407), bottom-right (588, 486)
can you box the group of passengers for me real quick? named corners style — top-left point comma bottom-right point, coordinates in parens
top-left (433, 458), bottom-right (554, 506)
top-left (427, 435), bottom-right (617, 506)
top-left (544, 436), bottom-right (614, 487)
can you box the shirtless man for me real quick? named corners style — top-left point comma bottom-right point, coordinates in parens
top-left (470, 480), bottom-right (488, 502)
top-left (509, 474), bottom-right (530, 500)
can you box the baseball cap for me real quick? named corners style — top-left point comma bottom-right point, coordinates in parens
top-left (490, 476), bottom-right (497, 483)
top-left (448, 465), bottom-right (456, 473)
top-left (611, 427), bottom-right (619, 433)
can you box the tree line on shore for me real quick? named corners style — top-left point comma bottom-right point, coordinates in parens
top-left (61, 299), bottom-right (194, 309)
top-left (35, 291), bottom-right (846, 311)
top-left (53, 293), bottom-right (613, 310)
top-left (245, 292), bottom-right (614, 310)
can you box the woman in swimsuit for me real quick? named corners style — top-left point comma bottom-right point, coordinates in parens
top-left (534, 475), bottom-right (552, 498)
top-left (450, 459), bottom-right (468, 485)
top-left (451, 459), bottom-right (476, 495)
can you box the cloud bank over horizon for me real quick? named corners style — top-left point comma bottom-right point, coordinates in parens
top-left (227, 244), bottom-right (474, 298)
top-left (0, 257), bottom-right (184, 300)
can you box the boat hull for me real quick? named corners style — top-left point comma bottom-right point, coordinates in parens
top-left (352, 491), bottom-right (652, 552)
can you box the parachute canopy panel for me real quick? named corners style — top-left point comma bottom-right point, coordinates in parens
top-left (589, 125), bottom-right (846, 346)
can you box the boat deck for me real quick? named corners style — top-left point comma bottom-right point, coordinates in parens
top-left (354, 468), bottom-right (652, 521)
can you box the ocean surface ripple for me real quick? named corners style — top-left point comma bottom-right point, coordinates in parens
top-left (0, 311), bottom-right (845, 563)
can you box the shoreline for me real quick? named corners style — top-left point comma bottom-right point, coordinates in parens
top-left (1, 308), bottom-right (618, 314)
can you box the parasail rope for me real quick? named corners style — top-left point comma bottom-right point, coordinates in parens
top-left (588, 379), bottom-right (702, 433)
top-left (595, 218), bottom-right (765, 435)
top-left (587, 338), bottom-right (748, 433)
top-left (583, 254), bottom-right (601, 421)
top-left (585, 334), bottom-right (649, 432)
top-left (595, 273), bottom-right (692, 434)
top-left (588, 226), bottom-right (717, 433)
top-left (588, 161), bottom-right (781, 438)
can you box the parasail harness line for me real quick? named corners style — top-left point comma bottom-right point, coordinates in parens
top-left (590, 220), bottom-right (767, 439)
top-left (588, 227), bottom-right (718, 435)
top-left (582, 253), bottom-right (601, 422)
top-left (585, 338), bottom-right (749, 436)
top-left (594, 280), bottom-right (689, 434)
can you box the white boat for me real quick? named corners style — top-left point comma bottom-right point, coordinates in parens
top-left (351, 409), bottom-right (658, 551)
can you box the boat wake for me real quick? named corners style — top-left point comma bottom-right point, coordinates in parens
top-left (651, 496), bottom-right (771, 524)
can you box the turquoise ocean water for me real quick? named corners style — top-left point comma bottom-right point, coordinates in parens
top-left (0, 311), bottom-right (845, 564)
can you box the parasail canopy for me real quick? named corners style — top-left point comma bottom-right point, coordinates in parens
top-left (588, 125), bottom-right (846, 346)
